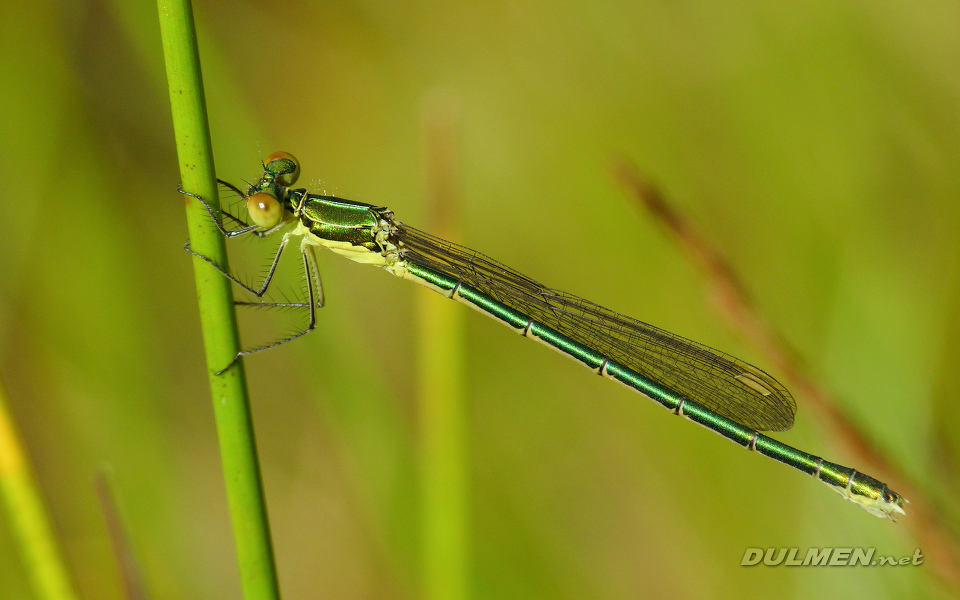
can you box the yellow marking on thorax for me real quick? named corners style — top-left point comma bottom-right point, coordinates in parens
top-left (298, 222), bottom-right (392, 266)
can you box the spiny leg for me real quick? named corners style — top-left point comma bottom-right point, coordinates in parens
top-left (178, 182), bottom-right (260, 238)
top-left (180, 181), bottom-right (285, 242)
top-left (184, 231), bottom-right (294, 298)
top-left (216, 243), bottom-right (321, 374)
top-left (301, 239), bottom-right (325, 309)
top-left (178, 182), bottom-right (294, 297)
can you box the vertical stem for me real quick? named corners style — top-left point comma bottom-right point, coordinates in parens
top-left (156, 2), bottom-right (279, 598)
top-left (0, 377), bottom-right (79, 600)
top-left (418, 93), bottom-right (470, 600)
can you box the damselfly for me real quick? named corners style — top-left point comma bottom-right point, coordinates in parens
top-left (180, 152), bottom-right (907, 519)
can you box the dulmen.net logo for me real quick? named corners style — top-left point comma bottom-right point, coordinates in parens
top-left (741, 548), bottom-right (924, 567)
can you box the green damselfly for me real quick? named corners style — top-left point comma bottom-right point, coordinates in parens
top-left (180, 152), bottom-right (907, 520)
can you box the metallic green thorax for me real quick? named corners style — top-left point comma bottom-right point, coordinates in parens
top-left (246, 163), bottom-right (387, 252)
top-left (246, 156), bottom-right (387, 253)
top-left (295, 192), bottom-right (383, 252)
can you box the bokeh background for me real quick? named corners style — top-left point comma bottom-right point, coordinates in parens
top-left (2, 0), bottom-right (959, 598)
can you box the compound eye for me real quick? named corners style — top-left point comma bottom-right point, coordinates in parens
top-left (246, 191), bottom-right (284, 228)
top-left (264, 151), bottom-right (300, 187)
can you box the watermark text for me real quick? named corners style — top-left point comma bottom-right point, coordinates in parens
top-left (741, 547), bottom-right (923, 567)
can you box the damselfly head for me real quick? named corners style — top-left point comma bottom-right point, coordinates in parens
top-left (264, 151), bottom-right (300, 187)
top-left (246, 189), bottom-right (284, 228)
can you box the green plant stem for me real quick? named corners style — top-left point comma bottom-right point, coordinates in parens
top-left (0, 377), bottom-right (79, 600)
top-left (418, 290), bottom-right (469, 600)
top-left (156, 2), bottom-right (279, 598)
top-left (418, 98), bottom-right (470, 600)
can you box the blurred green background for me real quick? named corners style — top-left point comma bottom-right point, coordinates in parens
top-left (2, 0), bottom-right (959, 598)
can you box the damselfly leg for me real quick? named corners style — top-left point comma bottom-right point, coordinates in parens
top-left (178, 179), bottom-right (324, 373)
top-left (178, 182), bottom-right (291, 297)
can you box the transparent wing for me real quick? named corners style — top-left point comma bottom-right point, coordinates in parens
top-left (397, 224), bottom-right (795, 431)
